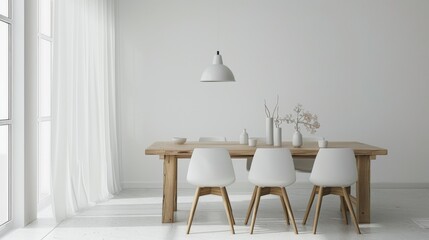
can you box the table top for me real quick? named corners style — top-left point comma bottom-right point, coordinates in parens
top-left (145, 141), bottom-right (388, 158)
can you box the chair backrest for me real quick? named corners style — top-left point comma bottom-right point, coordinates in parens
top-left (310, 148), bottom-right (357, 187)
top-left (199, 137), bottom-right (227, 142)
top-left (248, 148), bottom-right (296, 187)
top-left (187, 148), bottom-right (235, 187)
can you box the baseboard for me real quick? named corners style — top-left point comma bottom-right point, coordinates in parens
top-left (371, 182), bottom-right (429, 189)
top-left (0, 221), bottom-right (13, 238)
top-left (121, 181), bottom-right (163, 189)
top-left (121, 181), bottom-right (429, 190)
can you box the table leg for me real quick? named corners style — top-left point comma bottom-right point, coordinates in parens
top-left (162, 155), bottom-right (177, 223)
top-left (174, 159), bottom-right (178, 211)
top-left (356, 155), bottom-right (371, 223)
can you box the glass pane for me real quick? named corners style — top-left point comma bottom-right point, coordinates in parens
top-left (39, 0), bottom-right (51, 37)
top-left (0, 21), bottom-right (9, 120)
top-left (38, 121), bottom-right (51, 201)
top-left (0, 125), bottom-right (9, 225)
top-left (0, 0), bottom-right (8, 18)
top-left (39, 39), bottom-right (51, 117)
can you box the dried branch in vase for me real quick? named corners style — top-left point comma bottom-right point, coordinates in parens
top-left (283, 103), bottom-right (320, 133)
top-left (264, 95), bottom-right (279, 118)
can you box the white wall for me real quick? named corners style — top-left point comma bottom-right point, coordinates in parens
top-left (116, 0), bottom-right (429, 189)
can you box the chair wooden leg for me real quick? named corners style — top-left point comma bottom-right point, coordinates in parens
top-left (223, 187), bottom-right (235, 225)
top-left (281, 188), bottom-right (298, 234)
top-left (220, 187), bottom-right (235, 234)
top-left (342, 186), bottom-right (350, 214)
top-left (340, 196), bottom-right (348, 225)
top-left (250, 187), bottom-right (262, 234)
top-left (342, 187), bottom-right (361, 234)
top-left (187, 187), bottom-right (201, 234)
top-left (225, 188), bottom-right (235, 225)
top-left (244, 186), bottom-right (257, 225)
top-left (313, 186), bottom-right (324, 234)
top-left (303, 185), bottom-right (317, 225)
top-left (279, 194), bottom-right (290, 225)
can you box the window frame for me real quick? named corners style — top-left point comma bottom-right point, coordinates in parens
top-left (36, 0), bottom-right (52, 207)
top-left (0, 0), bottom-right (13, 229)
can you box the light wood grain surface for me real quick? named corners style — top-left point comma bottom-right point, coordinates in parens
top-left (145, 141), bottom-right (388, 158)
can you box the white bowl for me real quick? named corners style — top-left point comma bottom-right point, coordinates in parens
top-left (172, 137), bottom-right (186, 144)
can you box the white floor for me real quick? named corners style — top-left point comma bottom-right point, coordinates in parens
top-left (2, 188), bottom-right (429, 240)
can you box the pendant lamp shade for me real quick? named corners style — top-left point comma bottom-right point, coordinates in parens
top-left (201, 51), bottom-right (235, 82)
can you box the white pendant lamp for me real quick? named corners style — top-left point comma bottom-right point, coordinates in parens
top-left (200, 51), bottom-right (235, 82)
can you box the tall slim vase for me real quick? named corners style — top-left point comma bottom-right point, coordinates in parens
top-left (274, 127), bottom-right (282, 147)
top-left (266, 117), bottom-right (273, 145)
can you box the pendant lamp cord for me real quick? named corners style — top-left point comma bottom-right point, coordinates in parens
top-left (217, 0), bottom-right (220, 52)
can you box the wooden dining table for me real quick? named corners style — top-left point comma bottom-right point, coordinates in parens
top-left (145, 141), bottom-right (387, 224)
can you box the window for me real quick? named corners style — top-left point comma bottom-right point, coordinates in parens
top-left (0, 0), bottom-right (11, 227)
top-left (0, 0), bottom-right (8, 18)
top-left (0, 126), bottom-right (9, 226)
top-left (37, 0), bottom-right (52, 206)
top-left (0, 9), bottom-right (9, 120)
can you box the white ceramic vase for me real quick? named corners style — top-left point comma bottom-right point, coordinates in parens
top-left (240, 129), bottom-right (249, 145)
top-left (274, 127), bottom-right (282, 147)
top-left (265, 117), bottom-right (273, 145)
top-left (292, 130), bottom-right (302, 148)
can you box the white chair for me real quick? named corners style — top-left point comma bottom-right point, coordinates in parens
top-left (245, 148), bottom-right (298, 234)
top-left (302, 148), bottom-right (361, 234)
top-left (198, 136), bottom-right (226, 142)
top-left (186, 148), bottom-right (236, 234)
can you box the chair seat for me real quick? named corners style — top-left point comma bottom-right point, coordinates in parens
top-left (248, 176), bottom-right (293, 187)
top-left (188, 176), bottom-right (235, 187)
top-left (310, 179), bottom-right (355, 187)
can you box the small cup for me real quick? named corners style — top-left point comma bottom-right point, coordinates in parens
top-left (248, 138), bottom-right (257, 147)
top-left (318, 139), bottom-right (328, 148)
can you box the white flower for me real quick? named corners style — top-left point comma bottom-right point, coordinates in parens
top-left (282, 104), bottom-right (320, 133)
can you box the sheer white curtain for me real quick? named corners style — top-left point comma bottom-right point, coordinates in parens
top-left (51, 0), bottom-right (121, 222)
